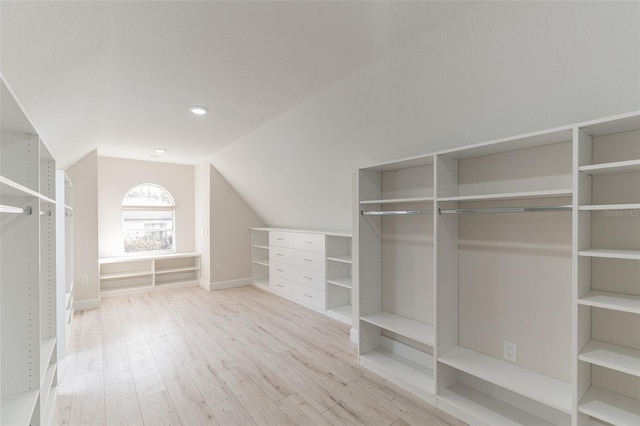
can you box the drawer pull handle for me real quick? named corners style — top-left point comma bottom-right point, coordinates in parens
top-left (277, 268), bottom-right (284, 272)
top-left (276, 253), bottom-right (284, 256)
top-left (304, 276), bottom-right (312, 280)
top-left (277, 238), bottom-right (284, 240)
top-left (304, 259), bottom-right (312, 262)
top-left (304, 294), bottom-right (313, 298)
top-left (306, 241), bottom-right (313, 244)
top-left (276, 284), bottom-right (283, 287)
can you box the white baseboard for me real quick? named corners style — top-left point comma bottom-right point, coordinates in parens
top-left (201, 278), bottom-right (252, 291)
top-left (350, 327), bottom-right (359, 344)
top-left (74, 298), bottom-right (101, 311)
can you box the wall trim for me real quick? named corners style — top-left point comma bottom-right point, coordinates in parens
top-left (202, 277), bottom-right (252, 291)
top-left (74, 298), bottom-right (101, 311)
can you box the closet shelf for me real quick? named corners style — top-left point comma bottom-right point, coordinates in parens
top-left (578, 249), bottom-right (640, 260)
top-left (0, 175), bottom-right (40, 198)
top-left (100, 270), bottom-right (153, 280)
top-left (438, 346), bottom-right (572, 414)
top-left (327, 304), bottom-right (352, 323)
top-left (360, 196), bottom-right (434, 205)
top-left (360, 311), bottom-right (434, 346)
top-left (579, 159), bottom-right (640, 175)
top-left (40, 338), bottom-right (56, 383)
top-left (252, 260), bottom-right (270, 267)
top-left (438, 382), bottom-right (554, 426)
top-left (100, 285), bottom-right (154, 296)
top-left (359, 348), bottom-right (434, 398)
top-left (578, 386), bottom-right (639, 426)
top-left (251, 244), bottom-right (269, 250)
top-left (0, 389), bottom-right (40, 426)
top-left (578, 340), bottom-right (640, 377)
top-left (326, 255), bottom-right (352, 264)
top-left (155, 266), bottom-right (199, 275)
top-left (578, 290), bottom-right (640, 314)
top-left (327, 276), bottom-right (352, 289)
top-left (579, 204), bottom-right (640, 211)
top-left (437, 188), bottom-right (572, 202)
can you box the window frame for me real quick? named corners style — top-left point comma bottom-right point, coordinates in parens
top-left (122, 183), bottom-right (176, 255)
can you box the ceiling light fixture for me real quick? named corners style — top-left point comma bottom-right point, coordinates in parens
top-left (189, 105), bottom-right (209, 115)
top-left (155, 148), bottom-right (167, 154)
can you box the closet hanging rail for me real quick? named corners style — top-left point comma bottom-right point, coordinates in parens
top-left (0, 205), bottom-right (32, 215)
top-left (439, 205), bottom-right (572, 214)
top-left (361, 209), bottom-right (434, 216)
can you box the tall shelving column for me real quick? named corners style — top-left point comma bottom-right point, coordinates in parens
top-left (574, 112), bottom-right (640, 426)
top-left (1, 77), bottom-right (58, 426)
top-left (38, 142), bottom-right (57, 424)
top-left (434, 127), bottom-right (575, 426)
top-left (56, 170), bottom-right (74, 359)
top-left (1, 132), bottom-right (42, 426)
top-left (358, 155), bottom-right (436, 403)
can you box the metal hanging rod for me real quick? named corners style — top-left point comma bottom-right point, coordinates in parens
top-left (361, 210), bottom-right (434, 216)
top-left (0, 205), bottom-right (32, 215)
top-left (439, 205), bottom-right (572, 214)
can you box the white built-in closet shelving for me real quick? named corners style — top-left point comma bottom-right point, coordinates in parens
top-left (99, 252), bottom-right (201, 297)
top-left (250, 228), bottom-right (353, 325)
top-left (575, 113), bottom-right (640, 426)
top-left (1, 78), bottom-right (59, 425)
top-left (357, 111), bottom-right (640, 426)
top-left (56, 171), bottom-right (74, 359)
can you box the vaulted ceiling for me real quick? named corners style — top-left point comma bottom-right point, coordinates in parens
top-left (0, 1), bottom-right (469, 168)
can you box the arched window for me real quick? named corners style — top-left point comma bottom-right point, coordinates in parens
top-left (122, 184), bottom-right (175, 253)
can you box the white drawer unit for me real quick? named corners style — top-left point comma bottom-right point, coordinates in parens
top-left (294, 267), bottom-right (325, 291)
top-left (293, 249), bottom-right (325, 272)
top-left (270, 276), bottom-right (293, 297)
top-left (251, 228), bottom-right (352, 326)
top-left (270, 231), bottom-right (293, 248)
top-left (293, 232), bottom-right (325, 253)
top-left (269, 246), bottom-right (294, 264)
top-left (269, 260), bottom-right (293, 281)
top-left (294, 283), bottom-right (325, 311)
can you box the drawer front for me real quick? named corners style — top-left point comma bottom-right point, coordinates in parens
top-left (293, 250), bottom-right (325, 272)
top-left (293, 233), bottom-right (325, 253)
top-left (269, 246), bottom-right (294, 264)
top-left (270, 231), bottom-right (293, 248)
top-left (293, 267), bottom-right (325, 291)
top-left (293, 283), bottom-right (325, 311)
top-left (270, 277), bottom-right (293, 298)
top-left (270, 261), bottom-right (293, 281)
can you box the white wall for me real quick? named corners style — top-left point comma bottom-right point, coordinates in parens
top-left (209, 1), bottom-right (640, 232)
top-left (66, 150), bottom-right (100, 304)
top-left (97, 157), bottom-right (195, 257)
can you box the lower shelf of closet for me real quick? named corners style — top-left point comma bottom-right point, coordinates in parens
top-left (437, 382), bottom-right (555, 426)
top-left (359, 347), bottom-right (434, 402)
top-left (1, 389), bottom-right (39, 426)
top-left (578, 386), bottom-right (640, 426)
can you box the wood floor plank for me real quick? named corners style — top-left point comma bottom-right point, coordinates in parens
top-left (138, 390), bottom-right (183, 426)
top-left (67, 372), bottom-right (106, 426)
top-left (104, 379), bottom-right (145, 426)
top-left (185, 357), bottom-right (257, 426)
top-left (276, 394), bottom-right (334, 426)
top-left (219, 367), bottom-right (295, 426)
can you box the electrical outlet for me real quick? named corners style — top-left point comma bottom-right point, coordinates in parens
top-left (503, 341), bottom-right (517, 363)
top-left (81, 275), bottom-right (89, 285)
top-left (215, 262), bottom-right (222, 271)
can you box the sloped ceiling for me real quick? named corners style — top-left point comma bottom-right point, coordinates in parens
top-left (0, 1), bottom-right (470, 168)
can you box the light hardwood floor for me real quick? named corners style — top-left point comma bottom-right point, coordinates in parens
top-left (52, 285), bottom-right (466, 426)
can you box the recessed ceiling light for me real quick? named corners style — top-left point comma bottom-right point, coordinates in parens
top-left (155, 148), bottom-right (167, 154)
top-left (189, 105), bottom-right (209, 115)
